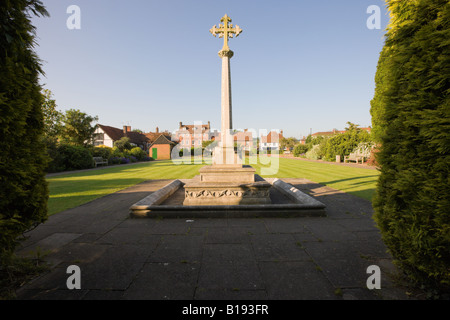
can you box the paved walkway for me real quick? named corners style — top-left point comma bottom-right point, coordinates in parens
top-left (14, 178), bottom-right (421, 300)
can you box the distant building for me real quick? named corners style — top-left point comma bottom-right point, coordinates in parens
top-left (149, 134), bottom-right (176, 160)
top-left (174, 121), bottom-right (219, 148)
top-left (260, 130), bottom-right (284, 151)
top-left (93, 125), bottom-right (172, 151)
top-left (233, 129), bottom-right (254, 152)
top-left (94, 125), bottom-right (150, 150)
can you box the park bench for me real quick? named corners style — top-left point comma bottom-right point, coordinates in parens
top-left (93, 157), bottom-right (108, 167)
top-left (344, 152), bottom-right (365, 164)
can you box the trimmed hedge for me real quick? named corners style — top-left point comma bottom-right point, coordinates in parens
top-left (47, 144), bottom-right (94, 172)
top-left (370, 0), bottom-right (450, 292)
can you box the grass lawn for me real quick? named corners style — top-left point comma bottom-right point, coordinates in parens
top-left (46, 158), bottom-right (379, 216)
top-left (46, 160), bottom-right (203, 216)
top-left (249, 157), bottom-right (379, 201)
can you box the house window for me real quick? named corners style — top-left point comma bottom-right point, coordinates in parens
top-left (93, 133), bottom-right (104, 146)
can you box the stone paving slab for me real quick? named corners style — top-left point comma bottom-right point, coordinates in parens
top-left (14, 178), bottom-right (420, 300)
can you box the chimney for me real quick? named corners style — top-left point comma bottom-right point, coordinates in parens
top-left (156, 127), bottom-right (159, 133)
top-left (123, 126), bottom-right (131, 134)
top-left (207, 121), bottom-right (210, 129)
top-left (280, 130), bottom-right (284, 136)
top-left (179, 122), bottom-right (182, 128)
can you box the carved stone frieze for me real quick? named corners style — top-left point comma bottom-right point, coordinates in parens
top-left (185, 188), bottom-right (270, 199)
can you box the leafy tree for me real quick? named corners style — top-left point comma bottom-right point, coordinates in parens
top-left (305, 134), bottom-right (313, 145)
top-left (344, 121), bottom-right (359, 132)
top-left (114, 137), bottom-right (132, 152)
top-left (0, 0), bottom-right (49, 267)
top-left (280, 137), bottom-right (298, 151)
top-left (41, 89), bottom-right (63, 141)
top-left (370, 0), bottom-right (450, 292)
top-left (59, 109), bottom-right (98, 147)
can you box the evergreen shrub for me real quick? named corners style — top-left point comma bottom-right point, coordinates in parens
top-left (370, 0), bottom-right (450, 292)
top-left (293, 144), bottom-right (309, 157)
top-left (0, 0), bottom-right (50, 267)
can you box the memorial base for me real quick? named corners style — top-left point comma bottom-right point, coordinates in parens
top-left (183, 165), bottom-right (272, 206)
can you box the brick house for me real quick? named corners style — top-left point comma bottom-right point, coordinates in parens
top-left (174, 121), bottom-right (219, 148)
top-left (149, 134), bottom-right (176, 160)
top-left (260, 130), bottom-right (284, 151)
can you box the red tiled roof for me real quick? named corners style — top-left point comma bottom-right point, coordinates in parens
top-left (312, 127), bottom-right (371, 136)
top-left (149, 134), bottom-right (176, 147)
top-left (98, 124), bottom-right (150, 146)
top-left (145, 132), bottom-right (171, 143)
top-left (99, 125), bottom-right (126, 141)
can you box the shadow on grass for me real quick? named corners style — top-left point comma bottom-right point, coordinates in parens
top-left (47, 179), bottom-right (173, 216)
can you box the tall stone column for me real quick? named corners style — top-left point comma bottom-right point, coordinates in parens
top-left (217, 49), bottom-right (237, 165)
top-left (220, 49), bottom-right (233, 141)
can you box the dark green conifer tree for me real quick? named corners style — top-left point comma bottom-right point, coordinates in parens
top-left (0, 1), bottom-right (50, 266)
top-left (370, 0), bottom-right (450, 291)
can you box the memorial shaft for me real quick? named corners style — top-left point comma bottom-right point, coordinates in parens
top-left (210, 14), bottom-right (242, 158)
top-left (220, 50), bottom-right (233, 147)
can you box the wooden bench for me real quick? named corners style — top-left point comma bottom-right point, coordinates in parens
top-left (93, 157), bottom-right (108, 167)
top-left (344, 152), bottom-right (365, 164)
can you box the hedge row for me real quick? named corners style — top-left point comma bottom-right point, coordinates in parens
top-left (46, 144), bottom-right (153, 173)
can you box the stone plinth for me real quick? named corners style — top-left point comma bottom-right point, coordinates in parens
top-left (183, 175), bottom-right (272, 206)
top-left (199, 165), bottom-right (255, 183)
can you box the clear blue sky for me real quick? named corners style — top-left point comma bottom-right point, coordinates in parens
top-left (32, 0), bottom-right (389, 138)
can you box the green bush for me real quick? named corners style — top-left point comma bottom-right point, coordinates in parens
top-left (45, 138), bottom-right (65, 173)
top-left (62, 145), bottom-right (93, 170)
top-left (0, 0), bottom-right (50, 267)
top-left (114, 137), bottom-right (132, 152)
top-left (111, 146), bottom-right (124, 158)
top-left (304, 144), bottom-right (321, 160)
top-left (293, 144), bottom-right (309, 157)
top-left (127, 147), bottom-right (147, 161)
top-left (370, 0), bottom-right (450, 292)
top-left (91, 146), bottom-right (113, 160)
top-left (48, 144), bottom-right (93, 172)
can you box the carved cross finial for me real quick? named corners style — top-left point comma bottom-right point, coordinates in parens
top-left (210, 14), bottom-right (242, 52)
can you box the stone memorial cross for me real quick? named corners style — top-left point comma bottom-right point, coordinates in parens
top-left (210, 15), bottom-right (242, 164)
